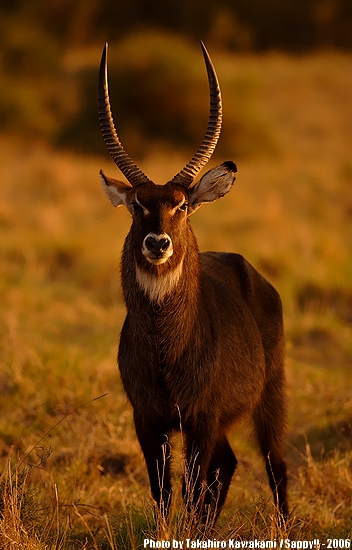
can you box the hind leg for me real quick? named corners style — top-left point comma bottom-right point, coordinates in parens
top-left (253, 380), bottom-right (288, 517)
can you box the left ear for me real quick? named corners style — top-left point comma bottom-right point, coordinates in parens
top-left (188, 161), bottom-right (237, 213)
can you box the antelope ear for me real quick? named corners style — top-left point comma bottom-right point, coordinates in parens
top-left (99, 169), bottom-right (133, 207)
top-left (188, 161), bottom-right (237, 213)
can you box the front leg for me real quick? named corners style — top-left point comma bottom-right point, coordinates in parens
top-left (134, 411), bottom-right (172, 519)
top-left (183, 414), bottom-right (219, 521)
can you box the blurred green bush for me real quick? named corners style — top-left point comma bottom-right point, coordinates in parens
top-left (1, 0), bottom-right (351, 156)
top-left (0, 29), bottom-right (278, 159)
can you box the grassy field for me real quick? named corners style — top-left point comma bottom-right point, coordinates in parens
top-left (0, 50), bottom-right (352, 547)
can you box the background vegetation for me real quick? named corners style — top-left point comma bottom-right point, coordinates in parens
top-left (1, 0), bottom-right (352, 154)
top-left (0, 1), bottom-right (351, 548)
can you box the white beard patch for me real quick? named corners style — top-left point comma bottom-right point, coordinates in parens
top-left (135, 261), bottom-right (184, 303)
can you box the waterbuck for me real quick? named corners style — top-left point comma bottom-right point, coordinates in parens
top-left (98, 42), bottom-right (288, 521)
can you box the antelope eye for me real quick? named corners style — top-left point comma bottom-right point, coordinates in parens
top-left (178, 202), bottom-right (188, 212)
top-left (131, 201), bottom-right (142, 212)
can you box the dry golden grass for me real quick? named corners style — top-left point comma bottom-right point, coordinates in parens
top-left (0, 50), bottom-right (351, 547)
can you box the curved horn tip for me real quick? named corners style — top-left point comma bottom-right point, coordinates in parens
top-left (100, 42), bottom-right (109, 69)
top-left (100, 42), bottom-right (108, 62)
top-left (199, 40), bottom-right (207, 54)
top-left (99, 43), bottom-right (108, 89)
top-left (199, 41), bottom-right (212, 62)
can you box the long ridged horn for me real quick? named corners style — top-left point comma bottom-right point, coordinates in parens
top-left (171, 41), bottom-right (222, 188)
top-left (98, 43), bottom-right (152, 187)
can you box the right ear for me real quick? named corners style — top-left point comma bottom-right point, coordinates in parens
top-left (99, 169), bottom-right (133, 207)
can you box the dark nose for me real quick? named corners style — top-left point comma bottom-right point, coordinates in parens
top-left (145, 236), bottom-right (171, 256)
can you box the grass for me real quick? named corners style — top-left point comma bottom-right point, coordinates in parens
top-left (0, 49), bottom-right (352, 547)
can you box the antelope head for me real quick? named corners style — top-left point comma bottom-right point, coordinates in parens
top-left (98, 42), bottom-right (237, 294)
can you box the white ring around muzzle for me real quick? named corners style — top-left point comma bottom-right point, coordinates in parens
top-left (142, 232), bottom-right (173, 265)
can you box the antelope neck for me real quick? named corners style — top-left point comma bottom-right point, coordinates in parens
top-left (135, 260), bottom-right (185, 304)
